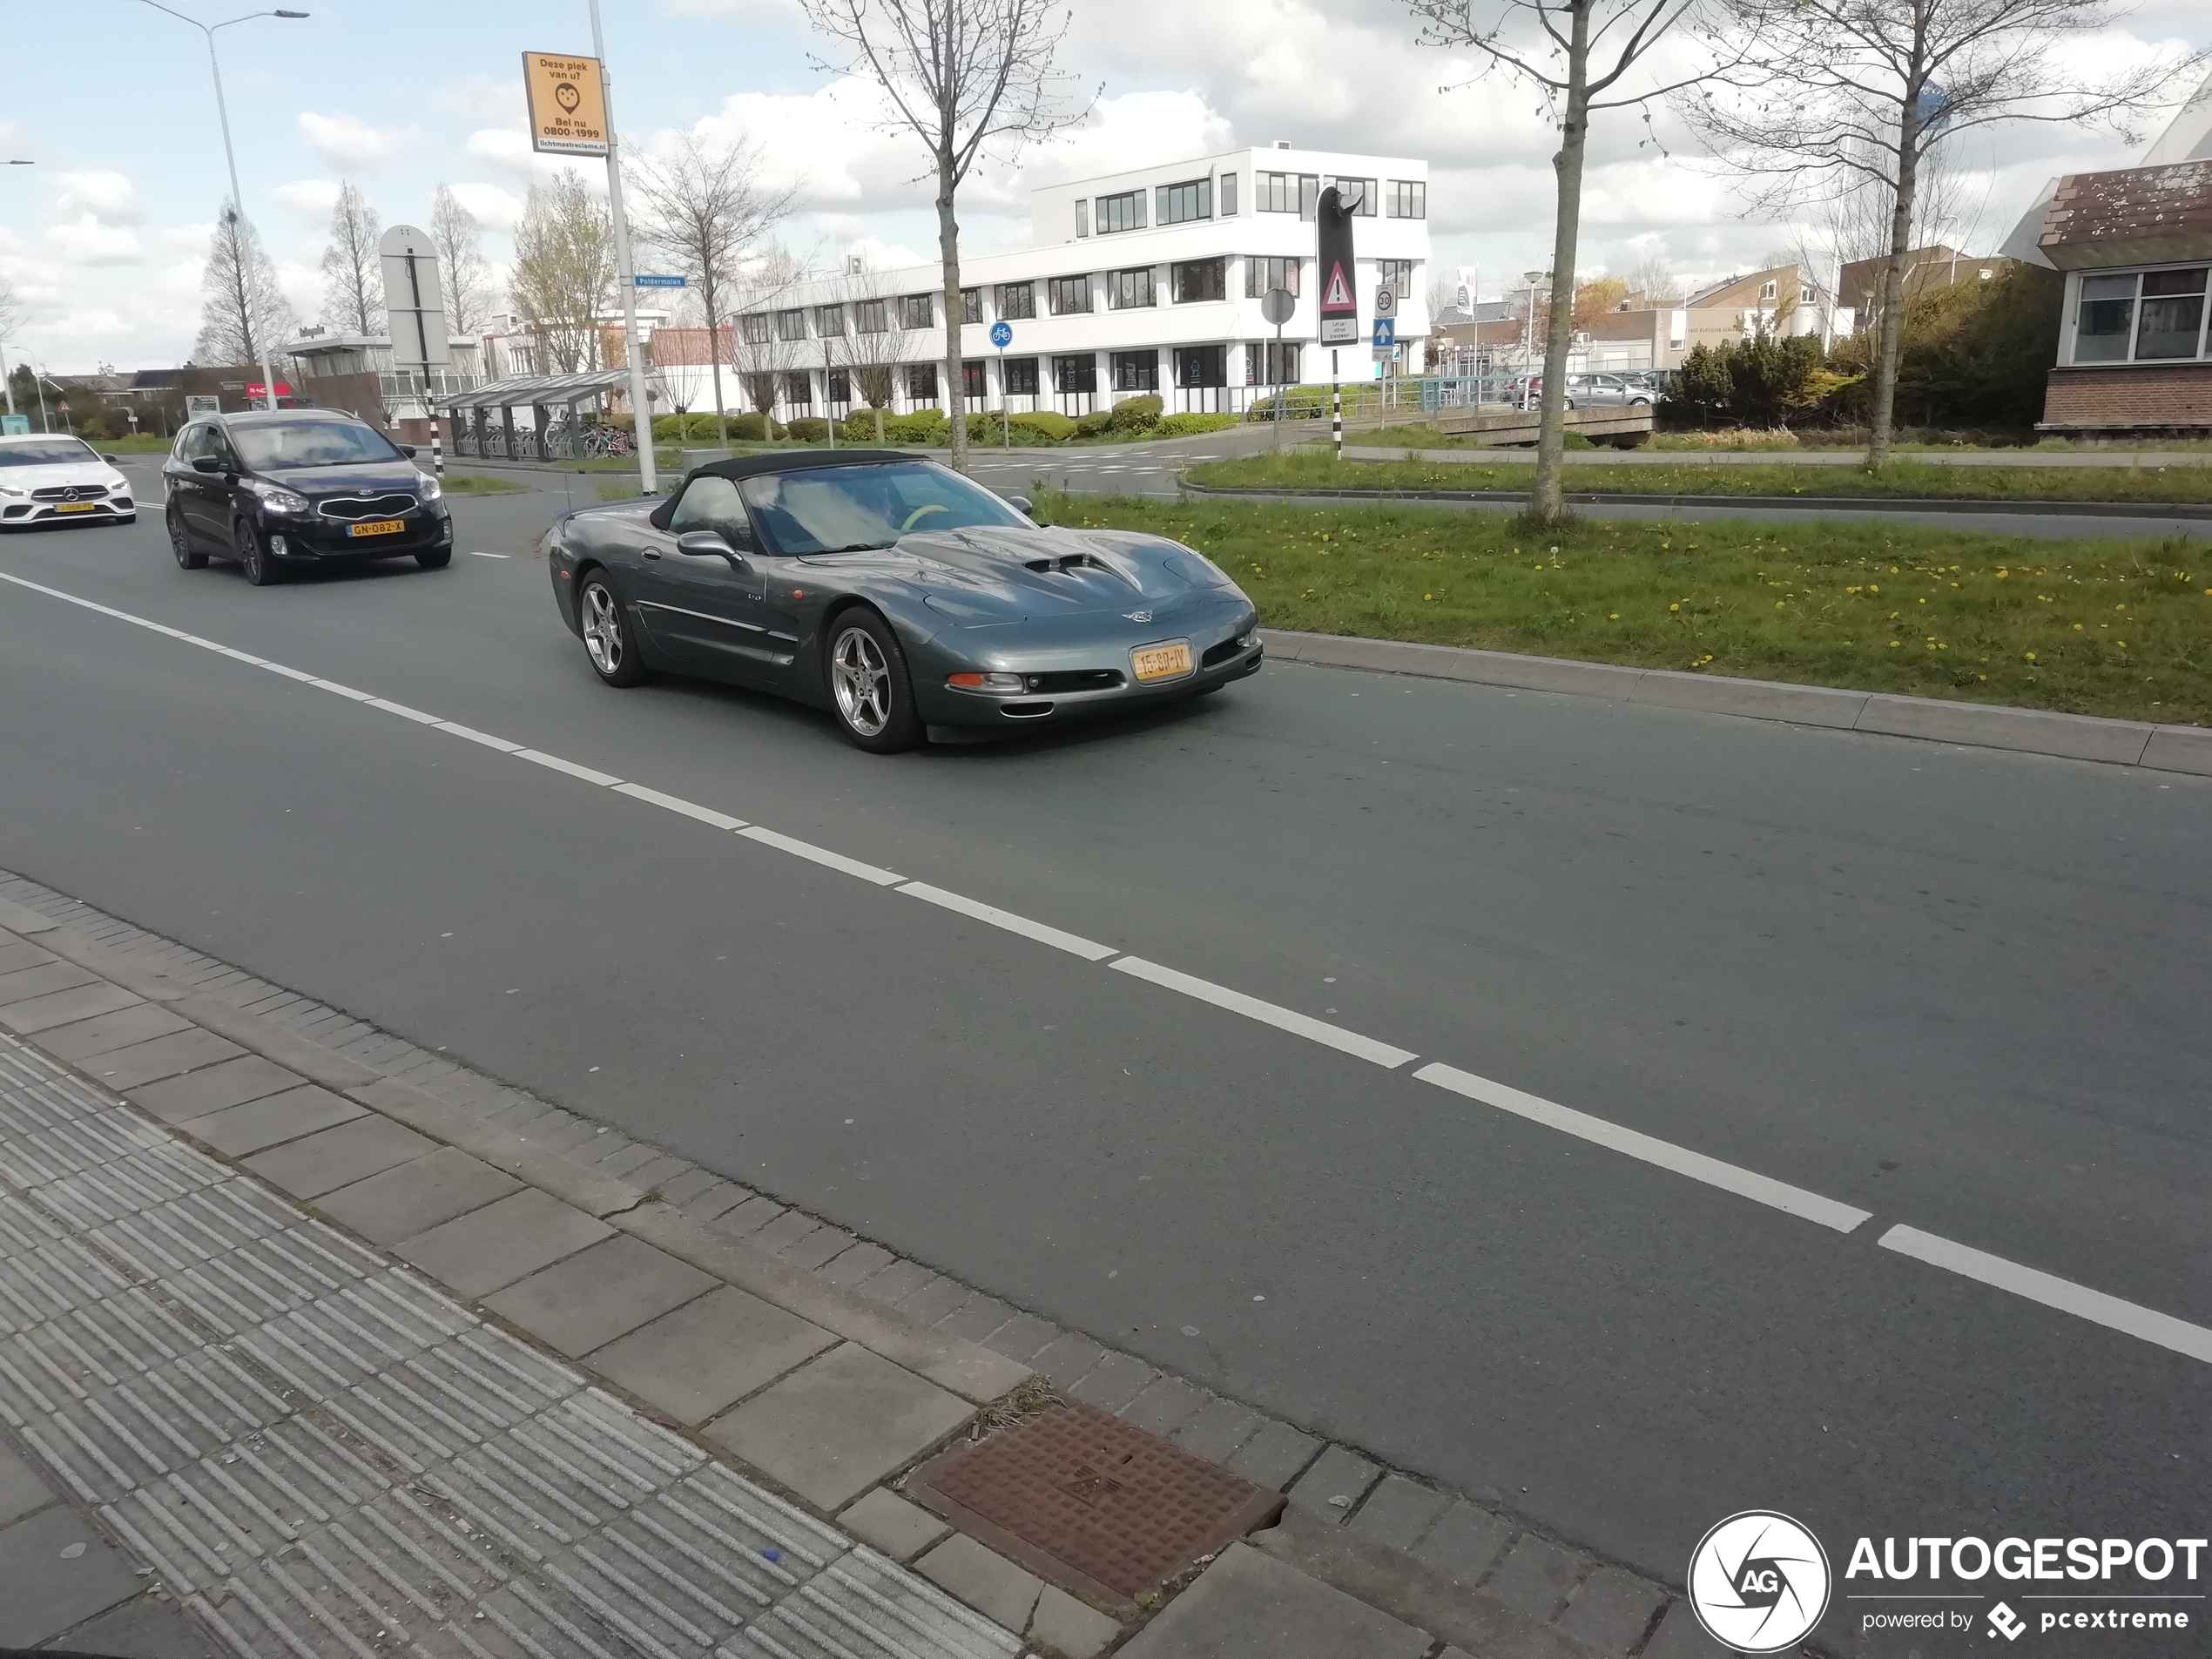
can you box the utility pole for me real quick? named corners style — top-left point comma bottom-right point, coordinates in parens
top-left (588, 0), bottom-right (658, 496)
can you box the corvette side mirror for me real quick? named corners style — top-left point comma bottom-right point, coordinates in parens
top-left (1006, 496), bottom-right (1033, 517)
top-left (677, 529), bottom-right (747, 568)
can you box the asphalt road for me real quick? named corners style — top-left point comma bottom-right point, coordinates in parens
top-left (3, 468), bottom-right (2206, 1629)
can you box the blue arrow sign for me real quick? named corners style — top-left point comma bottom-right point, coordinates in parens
top-left (989, 320), bottom-right (1013, 349)
top-left (1372, 318), bottom-right (1396, 348)
top-left (634, 274), bottom-right (686, 288)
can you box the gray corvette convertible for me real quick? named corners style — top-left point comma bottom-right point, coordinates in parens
top-left (546, 451), bottom-right (1263, 752)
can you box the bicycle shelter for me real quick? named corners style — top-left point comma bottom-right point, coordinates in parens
top-left (437, 369), bottom-right (645, 461)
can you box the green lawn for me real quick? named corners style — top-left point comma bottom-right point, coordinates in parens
top-left (1030, 489), bottom-right (2212, 724)
top-left (440, 472), bottom-right (524, 495)
top-left (1190, 449), bottom-right (2212, 505)
top-left (93, 434), bottom-right (175, 455)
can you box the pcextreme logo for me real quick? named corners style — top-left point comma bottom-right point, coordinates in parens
top-left (1688, 1511), bottom-right (1833, 1653)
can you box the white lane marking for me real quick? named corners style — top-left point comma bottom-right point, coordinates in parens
top-left (1112, 956), bottom-right (1418, 1069)
top-left (611, 782), bottom-right (746, 831)
top-left (515, 749), bottom-right (621, 787)
top-left (469, 551), bottom-right (511, 559)
top-left (264, 663), bottom-right (319, 684)
top-left (1879, 1224), bottom-right (2212, 1365)
top-left (899, 881), bottom-right (1117, 961)
top-left (434, 721), bottom-right (523, 753)
top-left (1415, 1062), bottom-right (1871, 1234)
top-left (367, 698), bottom-right (442, 725)
top-left (738, 826), bottom-right (904, 887)
top-left (310, 679), bottom-right (375, 701)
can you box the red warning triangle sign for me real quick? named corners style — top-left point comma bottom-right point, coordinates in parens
top-left (1322, 262), bottom-right (1353, 309)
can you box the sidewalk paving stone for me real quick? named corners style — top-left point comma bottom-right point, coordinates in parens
top-left (0, 1440), bottom-right (52, 1527)
top-left (1172, 1395), bottom-right (1264, 1462)
top-left (1117, 1542), bottom-right (1429, 1659)
top-left (484, 1231), bottom-right (714, 1356)
top-left (717, 1193), bottom-right (787, 1238)
top-left (1345, 1475), bottom-right (1451, 1551)
top-left (819, 1241), bottom-right (895, 1287)
top-left (1410, 1500), bottom-right (1513, 1587)
top-left (1122, 1374), bottom-right (1208, 1438)
top-left (839, 1487), bottom-right (948, 1562)
top-left (1030, 1330), bottom-right (1107, 1388)
top-left (678, 1179), bottom-right (751, 1223)
top-left (1556, 1566), bottom-right (1668, 1656)
top-left (396, 1186), bottom-right (614, 1297)
top-left (593, 1140), bottom-right (661, 1178)
top-left (745, 1207), bottom-right (820, 1255)
top-left (892, 1274), bottom-right (973, 1325)
top-left (1069, 1350), bottom-right (1158, 1413)
top-left (917, 1534), bottom-right (1044, 1633)
top-left (0, 961), bottom-right (95, 1004)
top-left (980, 1311), bottom-right (1059, 1364)
top-left (0, 980), bottom-right (142, 1035)
top-left (125, 1054), bottom-right (302, 1123)
top-left (1290, 1444), bottom-right (1382, 1520)
top-left (1225, 1418), bottom-right (1323, 1491)
top-left (38, 1595), bottom-right (217, 1659)
top-left (1030, 1584), bottom-right (1123, 1659)
top-left (588, 1284), bottom-right (837, 1422)
top-left (619, 1152), bottom-right (694, 1193)
top-left (707, 1341), bottom-right (973, 1511)
top-left (1642, 1598), bottom-right (1730, 1658)
top-left (0, 1505), bottom-right (141, 1646)
top-left (81, 1028), bottom-right (246, 1090)
top-left (934, 1291), bottom-right (1017, 1344)
top-left (1483, 1533), bottom-right (1583, 1622)
top-left (0, 940), bottom-right (59, 975)
top-left (177, 1082), bottom-right (364, 1157)
top-left (852, 1256), bottom-right (932, 1305)
top-left (779, 1223), bottom-right (857, 1271)
top-left (655, 1166), bottom-right (723, 1207)
top-left (37, 1001), bottom-right (192, 1061)
top-left (315, 1144), bottom-right (523, 1244)
top-left (243, 1114), bottom-right (438, 1199)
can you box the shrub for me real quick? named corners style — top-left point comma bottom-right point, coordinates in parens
top-left (966, 412), bottom-right (1061, 446)
top-left (882, 410), bottom-right (949, 443)
top-left (1107, 393), bottom-right (1163, 433)
top-left (1153, 412), bottom-right (1242, 437)
top-left (1010, 410), bottom-right (1077, 441)
top-left (1074, 408), bottom-right (1116, 436)
top-left (783, 416), bottom-right (829, 443)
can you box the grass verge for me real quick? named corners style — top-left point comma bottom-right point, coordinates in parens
top-left (440, 473), bottom-right (524, 495)
top-left (1190, 450), bottom-right (2212, 505)
top-left (1031, 489), bottom-right (2212, 724)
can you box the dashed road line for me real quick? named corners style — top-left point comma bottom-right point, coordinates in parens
top-left (1112, 955), bottom-right (1418, 1069)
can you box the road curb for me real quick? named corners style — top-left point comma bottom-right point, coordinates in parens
top-left (1261, 630), bottom-right (2212, 774)
top-left (1185, 479), bottom-right (2212, 517)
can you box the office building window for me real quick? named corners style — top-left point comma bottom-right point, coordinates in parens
top-left (1246, 256), bottom-right (1300, 298)
top-left (2074, 267), bottom-right (2209, 362)
top-left (1299, 174), bottom-right (1320, 219)
top-left (1219, 172), bottom-right (1238, 217)
top-left (853, 300), bottom-right (889, 334)
top-left (1076, 199), bottom-right (1089, 238)
top-left (1332, 177), bottom-right (1377, 215)
top-left (827, 369), bottom-right (851, 404)
top-left (962, 361), bottom-right (986, 399)
top-left (1053, 354), bottom-right (1097, 394)
top-left (1173, 344), bottom-right (1226, 388)
top-left (1096, 189), bottom-right (1146, 233)
top-left (739, 313), bottom-right (771, 345)
top-left (1245, 341), bottom-right (1301, 384)
top-left (997, 281), bottom-right (1036, 319)
top-left (907, 363), bottom-right (939, 401)
top-left (1002, 356), bottom-right (1040, 395)
top-left (1172, 258), bottom-right (1226, 303)
top-left (813, 303), bottom-right (846, 336)
top-left (1111, 350), bottom-right (1158, 391)
top-left (1109, 267), bottom-right (1157, 309)
top-left (962, 287), bottom-right (982, 325)
top-left (1377, 260), bottom-right (1414, 299)
top-left (1157, 178), bottom-right (1212, 225)
top-left (1257, 171), bottom-right (1298, 213)
top-left (774, 309), bottom-right (807, 341)
top-left (1386, 179), bottom-right (1426, 219)
top-left (1048, 274), bottom-right (1092, 314)
top-left (899, 293), bottom-right (934, 328)
top-left (781, 371), bottom-right (813, 407)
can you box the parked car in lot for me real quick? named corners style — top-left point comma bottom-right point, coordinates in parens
top-left (161, 408), bottom-right (453, 585)
top-left (0, 434), bottom-right (136, 529)
top-left (1562, 373), bottom-right (1654, 408)
top-left (548, 451), bottom-right (1263, 752)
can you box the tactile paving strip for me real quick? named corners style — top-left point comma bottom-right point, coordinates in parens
top-left (907, 1395), bottom-right (1284, 1611)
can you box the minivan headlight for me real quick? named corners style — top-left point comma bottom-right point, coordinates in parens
top-left (416, 472), bottom-right (442, 502)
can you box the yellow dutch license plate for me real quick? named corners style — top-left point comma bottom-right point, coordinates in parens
top-left (56, 502), bottom-right (95, 514)
top-left (1130, 640), bottom-right (1193, 683)
top-left (348, 519), bottom-right (405, 537)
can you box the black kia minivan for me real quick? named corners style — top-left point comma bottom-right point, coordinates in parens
top-left (162, 408), bottom-right (454, 585)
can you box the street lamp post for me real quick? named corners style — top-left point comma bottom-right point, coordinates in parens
top-left (133, 4), bottom-right (309, 415)
top-left (1521, 269), bottom-right (1548, 408)
top-left (587, 0), bottom-right (659, 497)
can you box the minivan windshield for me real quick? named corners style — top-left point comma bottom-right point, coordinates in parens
top-left (0, 438), bottom-right (99, 467)
top-left (738, 461), bottom-right (1028, 555)
top-left (231, 420), bottom-right (406, 470)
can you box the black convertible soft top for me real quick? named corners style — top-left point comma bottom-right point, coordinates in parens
top-left (648, 449), bottom-right (929, 529)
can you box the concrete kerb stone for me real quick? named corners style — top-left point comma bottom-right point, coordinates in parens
top-left (345, 1075), bottom-right (649, 1218)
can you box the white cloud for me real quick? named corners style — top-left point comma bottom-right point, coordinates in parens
top-left (434, 73), bottom-right (523, 121)
top-left (271, 179), bottom-right (343, 220)
top-left (48, 217), bottom-right (143, 266)
top-left (446, 181), bottom-right (525, 231)
top-left (298, 111), bottom-right (420, 168)
top-left (52, 170), bottom-right (141, 226)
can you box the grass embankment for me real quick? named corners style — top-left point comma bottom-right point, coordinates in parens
top-left (93, 434), bottom-right (175, 455)
top-left (1031, 489), bottom-right (2212, 724)
top-left (1190, 449), bottom-right (2212, 505)
top-left (440, 473), bottom-right (524, 495)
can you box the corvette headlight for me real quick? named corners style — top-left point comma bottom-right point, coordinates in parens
top-left (245, 479), bottom-right (311, 514)
top-left (416, 472), bottom-right (442, 502)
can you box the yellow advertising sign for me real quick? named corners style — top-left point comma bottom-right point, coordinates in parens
top-left (523, 51), bottom-right (609, 157)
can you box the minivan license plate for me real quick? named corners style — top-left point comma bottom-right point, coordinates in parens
top-left (348, 519), bottom-right (405, 536)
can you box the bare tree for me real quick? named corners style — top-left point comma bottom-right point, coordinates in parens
top-left (1622, 252), bottom-right (1680, 302)
top-left (626, 132), bottom-right (796, 448)
top-left (801, 0), bottom-right (1086, 473)
top-left (429, 185), bottom-right (496, 337)
top-left (194, 201), bottom-right (298, 368)
top-left (1410, 0), bottom-right (1720, 525)
top-left (511, 170), bottom-right (616, 374)
top-left (0, 274), bottom-right (21, 345)
top-left (1688, 0), bottom-right (2201, 466)
top-left (826, 258), bottom-right (914, 441)
top-left (319, 181), bottom-right (385, 335)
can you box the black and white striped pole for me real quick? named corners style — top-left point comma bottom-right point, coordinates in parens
top-left (1332, 351), bottom-right (1342, 460)
top-left (430, 424), bottom-right (445, 475)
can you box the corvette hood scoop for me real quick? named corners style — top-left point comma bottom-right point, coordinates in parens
top-left (820, 523), bottom-right (1214, 624)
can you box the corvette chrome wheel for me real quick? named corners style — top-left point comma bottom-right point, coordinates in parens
top-left (831, 624), bottom-right (892, 737)
top-left (583, 583), bottom-right (623, 674)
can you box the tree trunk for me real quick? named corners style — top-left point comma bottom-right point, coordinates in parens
top-left (704, 275), bottom-right (728, 451)
top-left (1528, 0), bottom-right (1592, 527)
top-left (937, 148), bottom-right (968, 474)
top-left (1867, 94), bottom-right (1924, 469)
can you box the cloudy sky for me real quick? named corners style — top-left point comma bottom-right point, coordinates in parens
top-left (1, 0), bottom-right (2201, 374)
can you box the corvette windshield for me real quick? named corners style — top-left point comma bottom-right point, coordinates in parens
top-left (0, 439), bottom-right (99, 467)
top-left (738, 461), bottom-right (1028, 555)
top-left (230, 420), bottom-right (405, 469)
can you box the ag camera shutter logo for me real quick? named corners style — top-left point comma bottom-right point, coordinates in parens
top-left (1688, 1511), bottom-right (1831, 1652)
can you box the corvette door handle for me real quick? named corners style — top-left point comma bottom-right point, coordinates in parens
top-left (644, 550), bottom-right (662, 560)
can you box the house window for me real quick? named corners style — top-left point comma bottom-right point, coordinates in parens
top-left (813, 304), bottom-right (846, 336)
top-left (1759, 280), bottom-right (1777, 300)
top-left (782, 371), bottom-right (813, 408)
top-left (853, 300), bottom-right (889, 334)
top-left (997, 281), bottom-right (1036, 319)
top-left (1111, 350), bottom-right (1158, 391)
top-left (1257, 172), bottom-right (1298, 213)
top-left (739, 313), bottom-right (771, 345)
top-left (1172, 258), bottom-right (1226, 303)
top-left (961, 288), bottom-right (982, 325)
top-left (1378, 260), bottom-right (1414, 300)
top-left (1246, 256), bottom-right (1300, 299)
top-left (1219, 172), bottom-right (1238, 217)
top-left (1245, 340), bottom-right (1302, 384)
top-left (1053, 354), bottom-right (1097, 394)
top-left (898, 293), bottom-right (934, 328)
top-left (962, 360), bottom-right (986, 399)
top-left (1109, 268), bottom-right (1157, 309)
top-left (2136, 267), bottom-right (2209, 359)
top-left (1800, 285), bottom-right (1817, 304)
top-left (1332, 177), bottom-right (1377, 215)
top-left (1002, 356), bottom-right (1039, 395)
top-left (1096, 189), bottom-right (1146, 234)
top-left (1386, 179), bottom-right (1426, 219)
top-left (1076, 199), bottom-right (1089, 238)
top-left (774, 309), bottom-right (806, 341)
top-left (1048, 275), bottom-right (1092, 314)
top-left (907, 363), bottom-right (938, 401)
top-left (1157, 178), bottom-right (1212, 225)
top-left (2073, 273), bottom-right (2135, 361)
top-left (1173, 344), bottom-right (1226, 388)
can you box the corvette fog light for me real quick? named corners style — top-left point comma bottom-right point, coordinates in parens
top-left (947, 671), bottom-right (1024, 692)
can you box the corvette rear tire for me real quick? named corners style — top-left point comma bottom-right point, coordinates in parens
top-left (578, 571), bottom-right (650, 686)
top-left (168, 508), bottom-right (206, 570)
top-left (826, 610), bottom-right (921, 753)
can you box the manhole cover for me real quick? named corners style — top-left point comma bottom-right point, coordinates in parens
top-left (907, 1397), bottom-right (1284, 1610)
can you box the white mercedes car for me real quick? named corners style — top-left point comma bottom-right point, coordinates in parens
top-left (0, 433), bottom-right (137, 529)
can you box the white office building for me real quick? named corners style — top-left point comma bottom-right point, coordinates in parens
top-left (661, 145), bottom-right (1432, 421)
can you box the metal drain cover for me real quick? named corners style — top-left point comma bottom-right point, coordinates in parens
top-left (907, 1397), bottom-right (1285, 1610)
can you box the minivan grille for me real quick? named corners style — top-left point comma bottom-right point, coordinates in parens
top-left (317, 493), bottom-right (417, 521)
